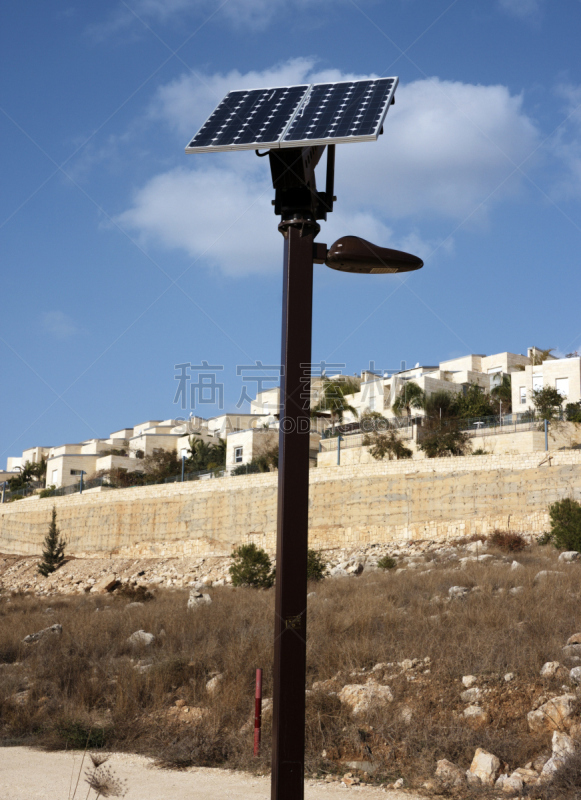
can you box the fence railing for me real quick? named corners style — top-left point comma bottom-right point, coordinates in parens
top-left (320, 428), bottom-right (413, 452)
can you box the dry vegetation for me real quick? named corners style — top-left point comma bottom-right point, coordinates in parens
top-left (1, 541), bottom-right (581, 797)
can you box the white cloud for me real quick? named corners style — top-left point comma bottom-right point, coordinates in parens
top-left (498, 0), bottom-right (542, 19)
top-left (118, 63), bottom-right (541, 275)
top-left (90, 0), bottom-right (343, 37)
top-left (42, 311), bottom-right (79, 339)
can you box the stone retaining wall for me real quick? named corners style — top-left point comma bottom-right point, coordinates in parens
top-left (1, 450), bottom-right (580, 558)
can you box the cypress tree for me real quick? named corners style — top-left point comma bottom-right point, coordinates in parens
top-left (37, 507), bottom-right (66, 576)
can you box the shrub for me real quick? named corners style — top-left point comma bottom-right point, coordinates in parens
top-left (363, 428), bottom-right (412, 461)
top-left (377, 555), bottom-right (397, 570)
top-left (39, 485), bottom-right (56, 498)
top-left (565, 402), bottom-right (581, 423)
top-left (548, 498), bottom-right (581, 551)
top-left (537, 531), bottom-right (552, 546)
top-left (472, 448), bottom-right (488, 455)
top-left (418, 426), bottom-right (471, 458)
top-left (307, 549), bottom-right (327, 581)
top-left (229, 543), bottom-right (274, 588)
top-left (488, 530), bottom-right (527, 552)
top-left (37, 508), bottom-right (66, 576)
top-left (232, 461), bottom-right (262, 476)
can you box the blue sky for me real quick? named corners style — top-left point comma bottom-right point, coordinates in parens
top-left (2, 0), bottom-right (581, 461)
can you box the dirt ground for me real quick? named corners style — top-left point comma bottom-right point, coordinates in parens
top-left (0, 748), bottom-right (423, 800)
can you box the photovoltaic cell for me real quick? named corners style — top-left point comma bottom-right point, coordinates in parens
top-left (185, 78), bottom-right (398, 154)
top-left (280, 78), bottom-right (397, 147)
top-left (185, 85), bottom-right (308, 153)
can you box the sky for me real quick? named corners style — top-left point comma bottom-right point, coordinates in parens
top-left (2, 0), bottom-right (581, 461)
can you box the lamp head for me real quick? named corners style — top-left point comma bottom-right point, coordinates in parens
top-left (324, 236), bottom-right (423, 274)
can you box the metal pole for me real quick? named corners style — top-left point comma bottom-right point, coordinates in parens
top-left (181, 454), bottom-right (186, 482)
top-left (337, 435), bottom-right (342, 466)
top-left (254, 667), bottom-right (263, 757)
top-left (271, 223), bottom-right (314, 800)
top-left (545, 419), bottom-right (548, 451)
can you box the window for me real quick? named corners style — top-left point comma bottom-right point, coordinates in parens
top-left (234, 446), bottom-right (243, 464)
top-left (533, 374), bottom-right (543, 392)
top-left (51, 470), bottom-right (58, 483)
top-left (368, 395), bottom-right (376, 411)
top-left (556, 378), bottom-right (569, 398)
top-left (520, 387), bottom-right (526, 404)
top-left (70, 469), bottom-right (83, 476)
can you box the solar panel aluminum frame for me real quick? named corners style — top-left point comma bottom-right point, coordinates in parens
top-left (184, 77), bottom-right (399, 154)
top-left (279, 77), bottom-right (399, 149)
top-left (184, 84), bottom-right (310, 154)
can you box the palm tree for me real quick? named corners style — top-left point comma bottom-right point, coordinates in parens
top-left (392, 381), bottom-right (425, 417)
top-left (311, 378), bottom-right (359, 434)
top-left (491, 374), bottom-right (512, 414)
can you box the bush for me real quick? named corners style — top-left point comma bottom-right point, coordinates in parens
top-left (39, 485), bottom-right (56, 498)
top-left (307, 549), bottom-right (327, 581)
top-left (548, 498), bottom-right (581, 551)
top-left (488, 530), bottom-right (527, 552)
top-left (232, 461), bottom-right (262, 476)
top-left (229, 543), bottom-right (274, 588)
top-left (377, 555), bottom-right (397, 570)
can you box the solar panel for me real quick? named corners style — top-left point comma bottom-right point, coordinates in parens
top-left (185, 78), bottom-right (398, 154)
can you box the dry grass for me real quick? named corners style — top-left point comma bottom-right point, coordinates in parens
top-left (1, 543), bottom-right (580, 796)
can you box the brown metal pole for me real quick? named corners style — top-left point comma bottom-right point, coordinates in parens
top-left (254, 667), bottom-right (263, 757)
top-left (271, 222), bottom-right (315, 800)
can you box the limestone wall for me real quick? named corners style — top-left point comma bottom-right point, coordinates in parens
top-left (2, 450), bottom-right (581, 558)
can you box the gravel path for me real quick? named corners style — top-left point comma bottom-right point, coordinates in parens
top-left (0, 748), bottom-right (425, 800)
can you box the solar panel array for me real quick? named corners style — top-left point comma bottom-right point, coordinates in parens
top-left (185, 78), bottom-right (398, 153)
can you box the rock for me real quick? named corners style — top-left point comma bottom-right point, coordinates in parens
top-left (90, 574), bottom-right (120, 594)
top-left (128, 630), bottom-right (155, 646)
top-left (399, 706), bottom-right (413, 725)
top-left (464, 705), bottom-right (489, 726)
top-left (206, 674), bottom-right (223, 694)
top-left (338, 684), bottom-right (393, 715)
top-left (559, 551), bottom-right (581, 562)
top-left (461, 687), bottom-right (481, 703)
top-left (509, 586), bottom-right (524, 595)
top-left (448, 586), bottom-right (469, 598)
top-left (566, 632), bottom-right (581, 645)
top-left (469, 748), bottom-right (500, 785)
top-left (466, 771), bottom-right (481, 787)
top-left (392, 778), bottom-right (404, 789)
top-left (540, 661), bottom-right (561, 678)
top-left (500, 775), bottom-right (523, 795)
top-left (435, 759), bottom-right (466, 789)
top-left (329, 566), bottom-right (348, 578)
top-left (527, 694), bottom-right (578, 733)
top-left (307, 592), bottom-right (317, 598)
top-left (126, 602), bottom-right (144, 609)
top-left (187, 590), bottom-right (212, 610)
top-left (532, 753), bottom-right (550, 772)
top-left (552, 730), bottom-right (575, 758)
top-left (466, 541), bottom-right (487, 553)
top-left (400, 659), bottom-right (414, 671)
top-left (346, 562), bottom-right (363, 575)
top-left (343, 761), bottom-right (377, 776)
top-left (534, 570), bottom-right (563, 583)
top-left (22, 623), bottom-right (62, 645)
top-left (570, 666), bottom-right (581, 685)
top-left (504, 672), bottom-right (515, 682)
top-left (562, 644), bottom-right (581, 658)
top-left (510, 560), bottom-right (523, 570)
top-left (511, 767), bottom-right (539, 785)
top-left (462, 675), bottom-right (477, 688)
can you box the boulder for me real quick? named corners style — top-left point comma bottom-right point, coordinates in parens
top-left (570, 666), bottom-right (581, 685)
top-left (128, 630), bottom-right (155, 646)
top-left (509, 586), bottom-right (524, 595)
top-left (534, 570), bottom-right (563, 583)
top-left (22, 623), bottom-right (62, 645)
top-left (329, 566), bottom-right (348, 578)
top-left (461, 687), bottom-right (481, 703)
top-left (511, 767), bottom-right (539, 785)
top-left (463, 705), bottom-right (489, 727)
top-left (559, 551), bottom-right (581, 563)
top-left (562, 644), bottom-right (581, 658)
top-left (540, 661), bottom-right (561, 678)
top-left (187, 590), bottom-right (212, 610)
top-left (338, 684), bottom-right (393, 715)
top-left (346, 562), bottom-right (363, 575)
top-left (497, 774), bottom-right (523, 795)
top-left (527, 694), bottom-right (578, 733)
top-left (206, 674), bottom-right (223, 694)
top-left (435, 759), bottom-right (466, 789)
top-left (510, 560), bottom-right (523, 570)
top-left (462, 675), bottom-right (477, 688)
top-left (566, 632), bottom-right (581, 645)
top-left (90, 574), bottom-right (120, 594)
top-left (552, 730), bottom-right (575, 759)
top-left (469, 748), bottom-right (500, 785)
top-left (448, 586), bottom-right (470, 599)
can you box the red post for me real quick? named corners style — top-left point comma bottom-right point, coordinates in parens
top-left (254, 667), bottom-right (263, 756)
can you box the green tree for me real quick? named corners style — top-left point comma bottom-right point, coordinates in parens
top-left (187, 437), bottom-right (227, 472)
top-left (229, 544), bottom-right (275, 588)
top-left (392, 381), bottom-right (425, 418)
top-left (142, 449), bottom-right (181, 481)
top-left (418, 426), bottom-right (471, 458)
top-left (311, 378), bottom-right (359, 434)
top-left (491, 374), bottom-right (512, 414)
top-left (532, 386), bottom-right (564, 421)
top-left (38, 507), bottom-right (66, 576)
top-left (363, 427), bottom-right (412, 460)
top-left (547, 498), bottom-right (581, 551)
top-left (453, 383), bottom-right (496, 419)
top-left (565, 402), bottom-right (581, 423)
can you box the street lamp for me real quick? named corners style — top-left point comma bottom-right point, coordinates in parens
top-left (185, 77), bottom-right (423, 800)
